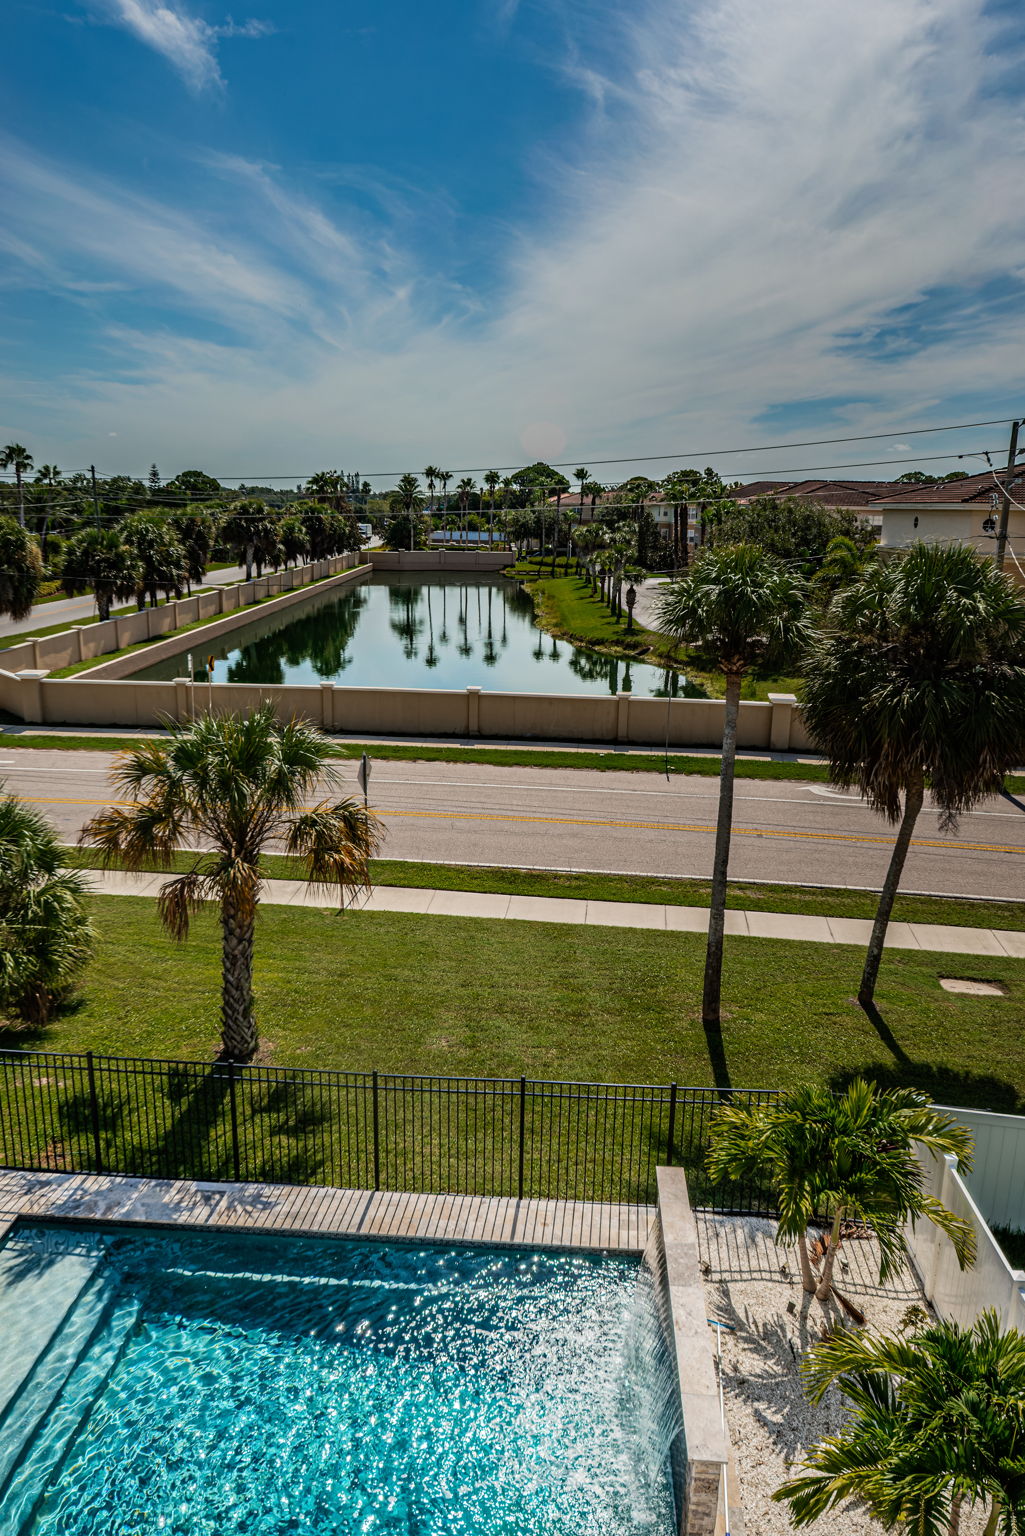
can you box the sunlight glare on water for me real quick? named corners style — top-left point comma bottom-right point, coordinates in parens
top-left (1, 1225), bottom-right (678, 1536)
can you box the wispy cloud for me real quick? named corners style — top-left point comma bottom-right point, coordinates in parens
top-left (98, 1), bottom-right (271, 90)
top-left (11, 0), bottom-right (1025, 473)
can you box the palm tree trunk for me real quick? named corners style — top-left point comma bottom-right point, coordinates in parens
top-left (797, 1236), bottom-right (816, 1294)
top-left (702, 671), bottom-right (742, 1030)
top-left (947, 1492), bottom-right (963, 1535)
top-left (16, 469), bottom-right (24, 528)
top-left (982, 1496), bottom-right (1001, 1536)
top-left (815, 1208), bottom-right (844, 1299)
top-left (220, 897), bottom-right (258, 1061)
top-left (858, 773), bottom-right (925, 1008)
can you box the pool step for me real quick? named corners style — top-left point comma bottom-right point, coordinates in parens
top-left (0, 1242), bottom-right (104, 1428)
top-left (0, 1294), bottom-right (141, 1535)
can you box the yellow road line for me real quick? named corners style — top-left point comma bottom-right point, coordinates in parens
top-left (28, 795), bottom-right (1025, 856)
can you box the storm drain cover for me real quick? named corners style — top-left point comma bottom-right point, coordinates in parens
top-left (939, 978), bottom-right (1006, 996)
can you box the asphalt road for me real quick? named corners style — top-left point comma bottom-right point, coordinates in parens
top-left (4, 749), bottom-right (1024, 899)
top-left (0, 566), bottom-right (248, 638)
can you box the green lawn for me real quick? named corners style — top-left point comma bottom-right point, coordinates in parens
top-left (6, 895), bottom-right (1024, 1111)
top-left (512, 567), bottom-right (803, 699)
top-left (64, 849), bottom-right (1025, 932)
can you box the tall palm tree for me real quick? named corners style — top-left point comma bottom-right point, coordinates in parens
top-left (656, 546), bottom-right (808, 1030)
top-left (707, 1079), bottom-right (974, 1298)
top-left (0, 791), bottom-right (94, 1024)
top-left (81, 709), bottom-right (384, 1062)
top-left (61, 526), bottom-right (140, 622)
top-left (33, 463), bottom-right (63, 559)
top-left (775, 1310), bottom-right (1025, 1534)
top-left (437, 469), bottom-right (452, 537)
top-left (573, 466), bottom-right (589, 524)
top-left (1, 444), bottom-right (33, 527)
top-left (422, 465), bottom-right (439, 513)
top-left (484, 470), bottom-right (501, 547)
top-left (802, 543), bottom-right (1025, 1009)
top-left (456, 477), bottom-right (475, 545)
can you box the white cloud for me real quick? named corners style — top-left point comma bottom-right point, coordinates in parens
top-left (98, 1), bottom-right (270, 90)
top-left (12, 0), bottom-right (1025, 475)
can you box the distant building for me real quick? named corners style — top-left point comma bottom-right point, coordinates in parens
top-left (874, 469), bottom-right (1025, 582)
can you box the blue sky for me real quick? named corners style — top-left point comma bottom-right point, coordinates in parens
top-left (1, 0), bottom-right (1024, 486)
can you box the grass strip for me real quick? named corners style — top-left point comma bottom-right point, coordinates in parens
top-left (9, 730), bottom-right (1024, 795)
top-left (64, 848), bottom-right (1025, 932)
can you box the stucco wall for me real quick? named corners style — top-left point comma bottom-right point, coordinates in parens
top-left (879, 507), bottom-right (1025, 583)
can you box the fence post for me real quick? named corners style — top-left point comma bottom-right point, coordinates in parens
top-left (228, 1063), bottom-right (241, 1182)
top-left (86, 1051), bottom-right (103, 1173)
top-left (372, 1071), bottom-right (381, 1191)
top-left (666, 1082), bottom-right (678, 1167)
top-left (517, 1077), bottom-right (527, 1200)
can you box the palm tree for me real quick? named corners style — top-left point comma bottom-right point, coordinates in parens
top-left (484, 470), bottom-right (501, 547)
top-left (166, 507), bottom-right (217, 593)
top-left (437, 469), bottom-right (452, 536)
top-left (0, 791), bottom-right (94, 1024)
top-left (32, 463), bottom-right (63, 560)
top-left (1, 444), bottom-right (33, 526)
top-left (456, 477), bottom-right (475, 545)
top-left (0, 517), bottom-right (43, 619)
top-left (278, 515), bottom-right (309, 568)
top-left (81, 709), bottom-right (384, 1062)
top-left (121, 511), bottom-right (189, 607)
top-left (61, 527), bottom-right (140, 622)
top-left (220, 500), bottom-right (268, 581)
top-left (422, 465), bottom-right (439, 513)
top-left (573, 467), bottom-right (589, 526)
top-left (707, 1079), bottom-right (975, 1298)
top-left (656, 546), bottom-right (808, 1031)
top-left (802, 543), bottom-right (1025, 1010)
top-left (774, 1310), bottom-right (1025, 1534)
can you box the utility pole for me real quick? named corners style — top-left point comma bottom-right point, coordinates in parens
top-left (995, 418), bottom-right (1021, 571)
top-left (90, 465), bottom-right (101, 528)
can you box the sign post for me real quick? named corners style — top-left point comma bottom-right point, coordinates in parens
top-left (357, 752), bottom-right (371, 810)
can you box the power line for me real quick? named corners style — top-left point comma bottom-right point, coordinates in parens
top-left (0, 414), bottom-right (1018, 484)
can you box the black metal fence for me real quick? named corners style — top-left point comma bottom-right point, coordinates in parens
top-left (0, 1048), bottom-right (780, 1211)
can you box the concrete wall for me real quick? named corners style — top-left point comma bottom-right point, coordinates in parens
top-left (369, 549), bottom-right (511, 572)
top-left (909, 1149), bottom-right (1025, 1332)
top-left (0, 666), bottom-right (814, 748)
top-left (82, 556), bottom-right (367, 681)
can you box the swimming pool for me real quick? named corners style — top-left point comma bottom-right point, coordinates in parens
top-left (0, 1223), bottom-right (679, 1534)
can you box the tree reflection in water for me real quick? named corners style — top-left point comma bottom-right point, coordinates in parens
top-left (148, 574), bottom-right (708, 698)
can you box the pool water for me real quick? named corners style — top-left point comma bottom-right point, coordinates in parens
top-left (0, 1223), bottom-right (678, 1535)
top-left (129, 571), bottom-right (702, 698)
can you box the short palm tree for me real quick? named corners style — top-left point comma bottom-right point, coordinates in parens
top-left (61, 527), bottom-right (141, 622)
top-left (81, 708), bottom-right (384, 1062)
top-left (707, 1079), bottom-right (975, 1298)
top-left (802, 543), bottom-right (1025, 1009)
top-left (655, 546), bottom-right (808, 1030)
top-left (484, 470), bottom-right (501, 546)
top-left (1, 443), bottom-right (33, 526)
top-left (0, 517), bottom-right (42, 619)
top-left (0, 792), bottom-right (94, 1024)
top-left (775, 1310), bottom-right (1025, 1534)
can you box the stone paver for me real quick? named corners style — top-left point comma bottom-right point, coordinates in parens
top-left (0, 1169), bottom-right (653, 1254)
top-left (80, 867), bottom-right (1023, 958)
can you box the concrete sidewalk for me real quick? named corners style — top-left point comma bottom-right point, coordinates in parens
top-left (84, 868), bottom-right (1025, 958)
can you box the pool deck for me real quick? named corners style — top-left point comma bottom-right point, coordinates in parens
top-left (0, 1169), bottom-right (655, 1253)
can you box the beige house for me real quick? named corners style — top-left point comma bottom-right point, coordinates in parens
top-left (875, 470), bottom-right (1025, 584)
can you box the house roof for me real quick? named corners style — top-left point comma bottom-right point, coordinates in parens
top-left (734, 479), bottom-right (905, 507)
top-left (873, 468), bottom-right (1025, 507)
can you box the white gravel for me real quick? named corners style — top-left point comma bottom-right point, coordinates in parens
top-left (697, 1213), bottom-right (988, 1535)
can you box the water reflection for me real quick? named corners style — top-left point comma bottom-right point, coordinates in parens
top-left (132, 573), bottom-right (706, 699)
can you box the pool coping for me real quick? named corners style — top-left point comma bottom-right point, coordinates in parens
top-left (0, 1169), bottom-right (653, 1254)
